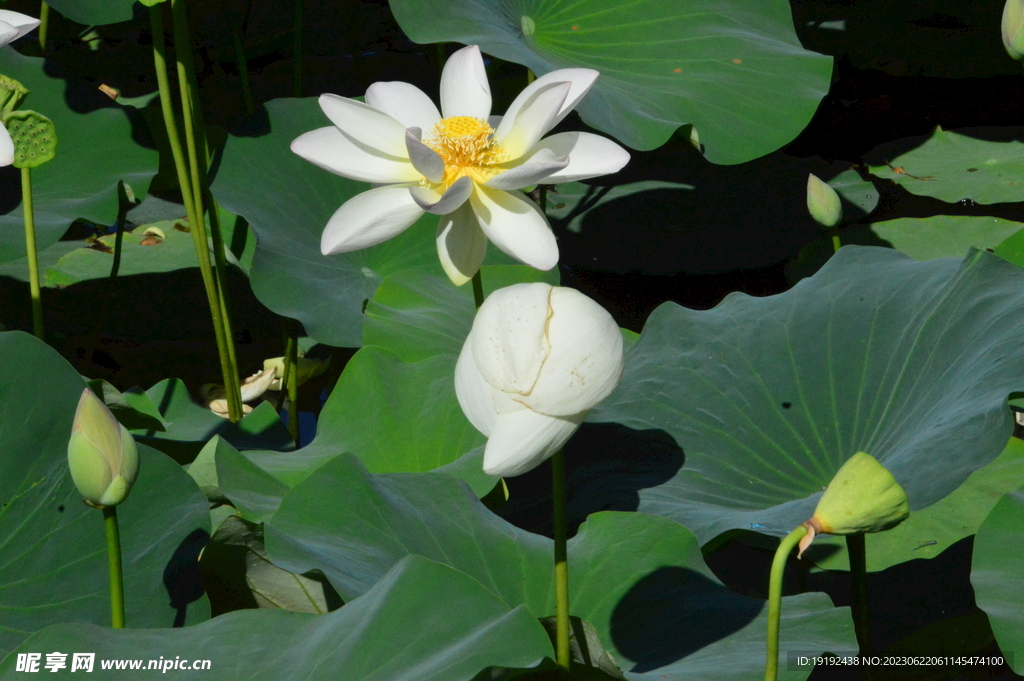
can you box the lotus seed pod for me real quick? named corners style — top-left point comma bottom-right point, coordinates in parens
top-left (1003, 0), bottom-right (1024, 60)
top-left (806, 173), bottom-right (843, 228)
top-left (67, 388), bottom-right (140, 507)
top-left (797, 452), bottom-right (909, 557)
top-left (4, 110), bottom-right (56, 169)
top-left (0, 75), bottom-right (28, 116)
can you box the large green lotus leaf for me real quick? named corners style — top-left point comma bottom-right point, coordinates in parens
top-left (390, 0), bottom-right (832, 163)
top-left (42, 0), bottom-right (135, 26)
top-left (0, 331), bottom-right (210, 658)
top-left (130, 379), bottom-right (294, 457)
top-left (865, 127), bottom-right (1024, 205)
top-left (0, 50), bottom-right (157, 263)
top-left (971, 484), bottom-right (1024, 675)
top-left (806, 437), bottom-right (1024, 572)
top-left (0, 556), bottom-right (553, 680)
top-left (265, 454), bottom-right (854, 680)
top-left (586, 246), bottom-right (1024, 545)
top-left (866, 216), bottom-right (1024, 261)
top-left (211, 98), bottom-right (520, 347)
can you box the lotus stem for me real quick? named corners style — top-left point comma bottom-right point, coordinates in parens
top-left (38, 2), bottom-right (50, 51)
top-left (284, 318), bottom-right (300, 445)
top-left (103, 506), bottom-right (125, 628)
top-left (161, 0), bottom-right (242, 421)
top-left (831, 230), bottom-right (841, 253)
top-left (551, 449), bottom-right (570, 671)
top-left (292, 0), bottom-right (302, 97)
top-left (471, 270), bottom-right (484, 309)
top-left (20, 167), bottom-right (43, 341)
top-left (847, 533), bottom-right (871, 655)
top-left (765, 523), bottom-right (809, 681)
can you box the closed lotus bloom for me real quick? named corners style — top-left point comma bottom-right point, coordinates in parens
top-left (1004, 0), bottom-right (1024, 59)
top-left (455, 283), bottom-right (624, 476)
top-left (806, 173), bottom-right (843, 228)
top-left (67, 388), bottom-right (140, 507)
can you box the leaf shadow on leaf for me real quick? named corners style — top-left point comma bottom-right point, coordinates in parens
top-left (546, 141), bottom-right (865, 276)
top-left (41, 58), bottom-right (157, 149)
top-left (498, 424), bottom-right (685, 538)
top-left (162, 527), bottom-right (210, 628)
top-left (609, 566), bottom-right (763, 673)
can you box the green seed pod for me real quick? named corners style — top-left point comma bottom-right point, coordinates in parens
top-left (1003, 0), bottom-right (1024, 60)
top-left (806, 173), bottom-right (843, 229)
top-left (0, 75), bottom-right (28, 117)
top-left (4, 110), bottom-right (57, 169)
top-left (67, 388), bottom-right (140, 508)
top-left (798, 452), bottom-right (909, 557)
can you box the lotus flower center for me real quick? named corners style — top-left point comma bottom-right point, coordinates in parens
top-left (424, 116), bottom-right (507, 188)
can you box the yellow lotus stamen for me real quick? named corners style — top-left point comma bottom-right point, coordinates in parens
top-left (424, 116), bottom-right (508, 189)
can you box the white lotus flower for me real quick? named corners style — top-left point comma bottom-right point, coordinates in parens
top-left (290, 45), bottom-right (630, 285)
top-left (0, 10), bottom-right (40, 167)
top-left (0, 10), bottom-right (39, 47)
top-left (455, 282), bottom-right (624, 476)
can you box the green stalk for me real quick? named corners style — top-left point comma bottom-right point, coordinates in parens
top-left (38, 2), bottom-right (49, 51)
top-left (471, 270), bottom-right (484, 309)
top-left (551, 449), bottom-right (570, 672)
top-left (831, 230), bottom-right (841, 253)
top-left (21, 167), bottom-right (43, 341)
top-left (103, 506), bottom-right (125, 628)
top-left (164, 0), bottom-right (243, 421)
top-left (231, 26), bottom-right (254, 115)
top-left (292, 0), bottom-right (302, 97)
top-left (847, 533), bottom-right (871, 655)
top-left (173, 0), bottom-right (243, 420)
top-left (284, 319), bottom-right (300, 445)
top-left (765, 524), bottom-right (809, 681)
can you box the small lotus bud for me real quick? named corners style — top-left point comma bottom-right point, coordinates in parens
top-left (806, 173), bottom-right (843, 228)
top-left (67, 388), bottom-right (140, 507)
top-left (1004, 0), bottom-right (1024, 60)
top-left (797, 452), bottom-right (909, 557)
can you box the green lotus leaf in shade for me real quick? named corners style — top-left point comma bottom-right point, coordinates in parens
top-left (39, 0), bottom-right (135, 25)
top-left (867, 215), bottom-right (1024, 261)
top-left (0, 331), bottom-right (210, 658)
top-left (45, 216), bottom-right (255, 287)
top-left (234, 266), bottom-right (556, 494)
top-left (971, 483), bottom-right (1024, 675)
top-left (263, 454), bottom-right (854, 680)
top-left (129, 379), bottom-right (294, 460)
top-left (211, 98), bottom-right (522, 347)
top-left (865, 127), bottom-right (1024, 205)
top-left (806, 437), bottom-right (1024, 571)
top-left (585, 247), bottom-right (1024, 545)
top-left (0, 556), bottom-right (553, 681)
top-left (390, 0), bottom-right (832, 164)
top-left (0, 50), bottom-right (157, 263)
top-left (992, 223), bottom-right (1024, 268)
top-left (199, 515), bottom-right (338, 614)
top-left (544, 157), bottom-right (875, 276)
